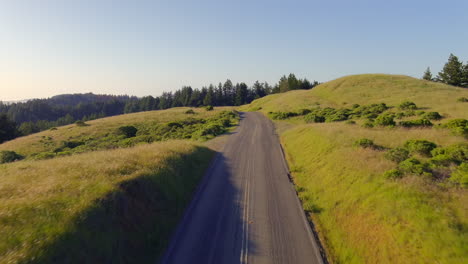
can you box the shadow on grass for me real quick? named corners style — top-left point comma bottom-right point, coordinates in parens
top-left (21, 146), bottom-right (215, 264)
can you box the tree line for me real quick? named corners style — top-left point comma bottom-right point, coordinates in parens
top-left (423, 53), bottom-right (468, 88)
top-left (0, 73), bottom-right (318, 143)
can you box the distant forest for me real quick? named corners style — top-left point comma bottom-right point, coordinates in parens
top-left (0, 74), bottom-right (318, 142)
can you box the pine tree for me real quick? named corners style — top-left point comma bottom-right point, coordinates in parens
top-left (437, 54), bottom-right (464, 87)
top-left (422, 67), bottom-right (433, 81)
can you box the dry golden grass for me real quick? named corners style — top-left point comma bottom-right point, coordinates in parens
top-left (0, 140), bottom-right (214, 263)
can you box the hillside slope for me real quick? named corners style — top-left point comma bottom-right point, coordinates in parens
top-left (245, 74), bottom-right (468, 263)
top-left (0, 107), bottom-right (238, 263)
top-left (247, 74), bottom-right (468, 119)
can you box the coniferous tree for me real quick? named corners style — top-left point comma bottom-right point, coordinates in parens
top-left (422, 67), bottom-right (433, 81)
top-left (0, 114), bottom-right (18, 143)
top-left (437, 54), bottom-right (464, 87)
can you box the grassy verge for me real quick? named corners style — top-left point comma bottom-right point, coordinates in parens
top-left (281, 123), bottom-right (467, 263)
top-left (0, 141), bottom-right (214, 263)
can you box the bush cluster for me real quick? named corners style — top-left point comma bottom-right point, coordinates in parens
top-left (382, 140), bottom-right (467, 187)
top-left (268, 111), bottom-right (298, 120)
top-left (440, 119), bottom-right (468, 137)
top-left (0, 151), bottom-right (24, 164)
top-left (117, 126), bottom-right (138, 138)
top-left (353, 138), bottom-right (376, 149)
top-left (398, 101), bottom-right (417, 110)
top-left (399, 119), bottom-right (433, 128)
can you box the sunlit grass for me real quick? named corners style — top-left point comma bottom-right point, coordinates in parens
top-left (246, 74), bottom-right (468, 263)
top-left (0, 140), bottom-right (214, 263)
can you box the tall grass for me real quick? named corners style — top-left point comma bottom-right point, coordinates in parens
top-left (0, 141), bottom-right (214, 263)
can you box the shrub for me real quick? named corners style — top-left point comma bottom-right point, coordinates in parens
top-left (404, 139), bottom-right (437, 156)
top-left (0, 151), bottom-right (24, 164)
top-left (33, 152), bottom-right (56, 160)
top-left (117, 126), bottom-right (138, 138)
top-left (304, 113), bottom-right (325, 123)
top-left (449, 163), bottom-right (468, 187)
top-left (374, 113), bottom-right (396, 127)
top-left (385, 147), bottom-right (410, 163)
top-left (345, 120), bottom-right (356, 125)
top-left (325, 109), bottom-right (351, 122)
top-left (430, 143), bottom-right (468, 165)
top-left (384, 169), bottom-right (404, 179)
top-left (297, 109), bottom-right (312, 115)
top-left (354, 138), bottom-right (375, 149)
top-left (269, 111), bottom-right (297, 120)
top-left (399, 119), bottom-right (433, 128)
top-left (75, 120), bottom-right (88, 127)
top-left (399, 101), bottom-right (417, 110)
top-left (362, 120), bottom-right (374, 128)
top-left (441, 119), bottom-right (468, 137)
top-left (62, 140), bottom-right (85, 149)
top-left (457, 97), bottom-right (468, 102)
top-left (423, 112), bottom-right (442, 120)
top-left (185, 109), bottom-right (195, 114)
top-left (416, 110), bottom-right (426, 116)
top-left (205, 105), bottom-right (214, 111)
top-left (398, 158), bottom-right (431, 175)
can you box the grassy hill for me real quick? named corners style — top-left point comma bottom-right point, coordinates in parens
top-left (244, 74), bottom-right (468, 263)
top-left (0, 107), bottom-right (238, 263)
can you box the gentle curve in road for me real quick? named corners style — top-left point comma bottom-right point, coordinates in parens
top-left (161, 112), bottom-right (325, 264)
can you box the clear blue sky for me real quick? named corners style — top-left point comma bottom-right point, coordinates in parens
top-left (1, 0), bottom-right (467, 100)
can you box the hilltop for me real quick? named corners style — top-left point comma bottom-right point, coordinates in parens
top-left (244, 74), bottom-right (468, 263)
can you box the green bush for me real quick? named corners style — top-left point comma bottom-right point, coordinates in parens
top-left (404, 139), bottom-right (437, 156)
top-left (374, 113), bottom-right (396, 127)
top-left (62, 140), bottom-right (85, 149)
top-left (0, 151), bottom-right (24, 164)
top-left (423, 112), bottom-right (442, 120)
top-left (353, 138), bottom-right (376, 149)
top-left (399, 119), bottom-right (433, 128)
top-left (362, 120), bottom-right (374, 128)
top-left (441, 119), bottom-right (468, 137)
top-left (75, 120), bottom-right (88, 127)
top-left (384, 147), bottom-right (410, 163)
top-left (268, 111), bottom-right (297, 120)
top-left (457, 97), bottom-right (468, 102)
top-left (399, 101), bottom-right (417, 110)
top-left (297, 109), bottom-right (312, 115)
top-left (351, 103), bottom-right (389, 118)
top-left (117, 126), bottom-right (138, 138)
top-left (304, 113), bottom-right (325, 123)
top-left (325, 109), bottom-right (351, 122)
top-left (449, 163), bottom-right (468, 187)
top-left (398, 158), bottom-right (431, 175)
top-left (205, 105), bottom-right (214, 111)
top-left (430, 143), bottom-right (468, 165)
top-left (185, 109), bottom-right (196, 114)
top-left (33, 152), bottom-right (56, 160)
top-left (383, 169), bottom-right (404, 180)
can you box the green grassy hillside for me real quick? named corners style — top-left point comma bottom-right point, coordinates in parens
top-left (0, 107), bottom-right (238, 263)
top-left (245, 74), bottom-right (468, 263)
top-left (0, 107), bottom-right (236, 159)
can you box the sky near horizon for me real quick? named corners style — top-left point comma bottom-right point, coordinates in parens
top-left (1, 0), bottom-right (467, 101)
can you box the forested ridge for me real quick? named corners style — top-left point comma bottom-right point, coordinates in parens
top-left (0, 74), bottom-right (317, 142)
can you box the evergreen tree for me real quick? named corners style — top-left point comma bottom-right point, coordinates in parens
top-left (0, 114), bottom-right (18, 143)
top-left (422, 67), bottom-right (433, 81)
top-left (437, 54), bottom-right (464, 87)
